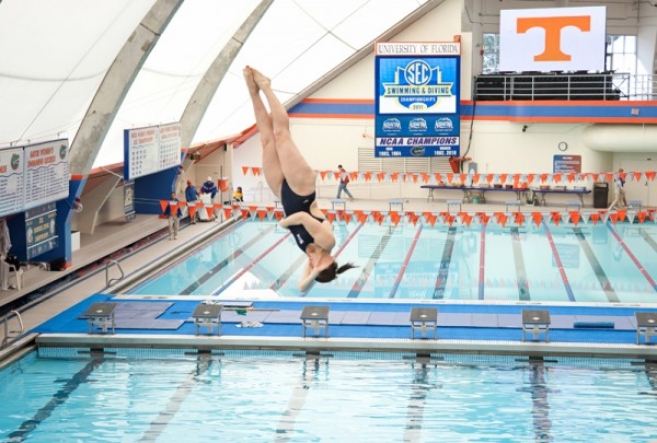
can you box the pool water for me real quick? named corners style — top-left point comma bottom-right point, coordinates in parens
top-left (1, 350), bottom-right (656, 442)
top-left (132, 219), bottom-right (657, 303)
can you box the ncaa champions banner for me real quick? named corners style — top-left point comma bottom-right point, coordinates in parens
top-left (374, 42), bottom-right (461, 158)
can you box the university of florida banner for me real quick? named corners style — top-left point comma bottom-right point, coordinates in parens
top-left (374, 41), bottom-right (461, 158)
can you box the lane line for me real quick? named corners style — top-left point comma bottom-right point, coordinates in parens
top-left (432, 227), bottom-right (456, 300)
top-left (403, 364), bottom-right (440, 442)
top-left (607, 222), bottom-right (657, 292)
top-left (7, 359), bottom-right (103, 442)
top-left (274, 359), bottom-right (323, 442)
top-left (347, 225), bottom-right (396, 298)
top-left (572, 227), bottom-right (619, 302)
top-left (270, 254), bottom-right (306, 291)
top-left (135, 222), bottom-right (244, 288)
top-left (388, 225), bottom-right (423, 299)
top-left (510, 227), bottom-right (531, 301)
top-left (478, 224), bottom-right (486, 300)
top-left (211, 232), bottom-right (291, 295)
top-left (542, 221), bottom-right (576, 302)
top-left (139, 356), bottom-right (213, 442)
top-left (180, 225), bottom-right (277, 294)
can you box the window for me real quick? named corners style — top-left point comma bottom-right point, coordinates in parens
top-left (606, 35), bottom-right (636, 74)
top-left (482, 33), bottom-right (500, 74)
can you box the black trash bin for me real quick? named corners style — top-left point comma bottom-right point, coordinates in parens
top-left (593, 182), bottom-right (609, 208)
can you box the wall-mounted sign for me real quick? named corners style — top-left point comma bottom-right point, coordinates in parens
top-left (25, 202), bottom-right (58, 259)
top-left (0, 139), bottom-right (69, 218)
top-left (0, 147), bottom-right (25, 217)
top-left (24, 139), bottom-right (69, 211)
top-left (124, 122), bottom-right (182, 180)
top-left (374, 42), bottom-right (461, 158)
top-left (499, 6), bottom-right (606, 72)
top-left (553, 155), bottom-right (581, 174)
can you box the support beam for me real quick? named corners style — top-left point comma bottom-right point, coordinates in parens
top-left (180, 0), bottom-right (274, 147)
top-left (68, 0), bottom-right (184, 179)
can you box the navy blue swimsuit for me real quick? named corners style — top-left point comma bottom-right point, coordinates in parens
top-left (281, 180), bottom-right (324, 252)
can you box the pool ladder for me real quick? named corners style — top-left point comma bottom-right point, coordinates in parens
top-left (1, 310), bottom-right (24, 348)
top-left (105, 259), bottom-right (125, 287)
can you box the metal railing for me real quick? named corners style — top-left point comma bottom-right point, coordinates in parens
top-left (105, 259), bottom-right (125, 287)
top-left (1, 310), bottom-right (24, 348)
top-left (475, 73), bottom-right (657, 101)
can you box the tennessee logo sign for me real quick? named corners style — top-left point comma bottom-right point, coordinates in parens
top-left (499, 6), bottom-right (606, 72)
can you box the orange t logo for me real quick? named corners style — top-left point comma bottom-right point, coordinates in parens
top-left (516, 16), bottom-right (591, 61)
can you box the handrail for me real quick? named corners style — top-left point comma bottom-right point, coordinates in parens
top-left (2, 310), bottom-right (24, 348)
top-left (105, 259), bottom-right (125, 287)
top-left (474, 72), bottom-right (652, 101)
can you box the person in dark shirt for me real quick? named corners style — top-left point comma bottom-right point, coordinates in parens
top-left (244, 66), bottom-right (356, 291)
top-left (184, 180), bottom-right (199, 224)
top-left (200, 177), bottom-right (217, 201)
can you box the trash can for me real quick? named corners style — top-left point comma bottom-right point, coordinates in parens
top-left (593, 182), bottom-right (609, 208)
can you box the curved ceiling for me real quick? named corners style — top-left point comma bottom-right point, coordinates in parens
top-left (0, 0), bottom-right (428, 169)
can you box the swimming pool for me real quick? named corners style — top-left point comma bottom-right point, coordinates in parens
top-left (2, 349), bottom-right (656, 442)
top-left (131, 219), bottom-right (657, 304)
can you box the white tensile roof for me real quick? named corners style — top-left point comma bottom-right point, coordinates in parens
top-left (0, 0), bottom-right (429, 169)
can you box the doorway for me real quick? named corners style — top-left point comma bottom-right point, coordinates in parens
top-left (620, 159), bottom-right (657, 207)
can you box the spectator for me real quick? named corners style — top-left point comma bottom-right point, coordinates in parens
top-left (336, 164), bottom-right (354, 200)
top-left (184, 180), bottom-right (199, 224)
top-left (233, 186), bottom-right (244, 202)
top-left (200, 176), bottom-right (218, 201)
top-left (164, 192), bottom-right (182, 240)
top-left (448, 154), bottom-right (471, 173)
top-left (608, 168), bottom-right (627, 211)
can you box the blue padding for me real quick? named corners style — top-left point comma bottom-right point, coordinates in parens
top-left (573, 321), bottom-right (615, 329)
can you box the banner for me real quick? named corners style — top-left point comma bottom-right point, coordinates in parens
top-left (499, 6), bottom-right (606, 72)
top-left (374, 42), bottom-right (461, 158)
top-left (124, 179), bottom-right (135, 221)
top-left (24, 139), bottom-right (69, 211)
top-left (25, 202), bottom-right (58, 259)
top-left (124, 122), bottom-right (182, 180)
top-left (0, 147), bottom-right (25, 217)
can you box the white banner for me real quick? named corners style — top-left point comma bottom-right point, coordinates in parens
top-left (499, 6), bottom-right (606, 72)
top-left (0, 147), bottom-right (25, 217)
top-left (24, 139), bottom-right (69, 211)
top-left (124, 122), bottom-right (182, 180)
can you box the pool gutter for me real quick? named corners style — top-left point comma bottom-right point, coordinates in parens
top-left (35, 333), bottom-right (657, 361)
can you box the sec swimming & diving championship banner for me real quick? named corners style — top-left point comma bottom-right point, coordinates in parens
top-left (374, 41), bottom-right (461, 158)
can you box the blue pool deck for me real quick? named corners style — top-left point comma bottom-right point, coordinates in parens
top-left (4, 203), bottom-right (657, 361)
top-left (31, 292), bottom-right (657, 359)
